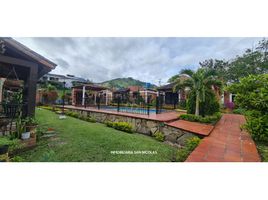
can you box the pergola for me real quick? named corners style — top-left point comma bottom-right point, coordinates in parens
top-left (71, 84), bottom-right (107, 106)
top-left (0, 38), bottom-right (57, 116)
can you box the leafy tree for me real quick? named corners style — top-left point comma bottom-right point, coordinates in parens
top-left (199, 59), bottom-right (229, 82)
top-left (227, 74), bottom-right (268, 142)
top-left (42, 84), bottom-right (58, 105)
top-left (199, 38), bottom-right (268, 83)
top-left (173, 68), bottom-right (222, 116)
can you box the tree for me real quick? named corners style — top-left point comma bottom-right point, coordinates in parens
top-left (199, 59), bottom-right (229, 82)
top-left (173, 68), bottom-right (222, 116)
top-left (199, 39), bottom-right (268, 83)
top-left (227, 74), bottom-right (268, 142)
top-left (42, 84), bottom-right (58, 105)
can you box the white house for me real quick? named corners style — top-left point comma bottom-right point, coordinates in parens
top-left (40, 73), bottom-right (87, 88)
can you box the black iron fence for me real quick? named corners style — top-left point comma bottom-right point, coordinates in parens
top-left (80, 95), bottom-right (166, 115)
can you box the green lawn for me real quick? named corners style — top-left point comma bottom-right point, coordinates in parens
top-left (19, 109), bottom-right (177, 162)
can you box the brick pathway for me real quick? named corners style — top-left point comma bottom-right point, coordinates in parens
top-left (167, 120), bottom-right (214, 136)
top-left (186, 114), bottom-right (261, 162)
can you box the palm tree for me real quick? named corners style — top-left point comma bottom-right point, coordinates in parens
top-left (173, 68), bottom-right (222, 116)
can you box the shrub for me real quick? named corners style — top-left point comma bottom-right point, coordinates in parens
top-left (10, 156), bottom-right (25, 162)
top-left (232, 108), bottom-right (247, 115)
top-left (0, 137), bottom-right (24, 154)
top-left (66, 111), bottom-right (79, 118)
top-left (244, 111), bottom-right (268, 142)
top-left (105, 121), bottom-right (133, 133)
top-left (113, 122), bottom-right (133, 133)
top-left (227, 74), bottom-right (268, 142)
top-left (175, 137), bottom-right (201, 162)
top-left (187, 89), bottom-right (220, 116)
top-left (153, 131), bottom-right (165, 142)
top-left (105, 121), bottom-right (114, 127)
top-left (180, 112), bottom-right (222, 124)
top-left (86, 117), bottom-right (97, 123)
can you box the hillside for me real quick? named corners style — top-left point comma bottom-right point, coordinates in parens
top-left (100, 77), bottom-right (157, 89)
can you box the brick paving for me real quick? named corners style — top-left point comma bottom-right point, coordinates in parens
top-left (186, 114), bottom-right (261, 162)
top-left (167, 120), bottom-right (214, 136)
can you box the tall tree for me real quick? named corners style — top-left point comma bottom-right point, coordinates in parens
top-left (199, 59), bottom-right (229, 82)
top-left (173, 68), bottom-right (222, 116)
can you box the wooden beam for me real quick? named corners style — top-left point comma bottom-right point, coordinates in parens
top-left (26, 65), bottom-right (38, 116)
top-left (0, 54), bottom-right (37, 68)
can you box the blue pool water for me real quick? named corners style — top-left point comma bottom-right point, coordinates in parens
top-left (101, 106), bottom-right (167, 114)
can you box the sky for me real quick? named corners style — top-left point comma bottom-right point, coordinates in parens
top-left (15, 37), bottom-right (262, 85)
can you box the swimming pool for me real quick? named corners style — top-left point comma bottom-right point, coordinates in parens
top-left (100, 106), bottom-right (168, 115)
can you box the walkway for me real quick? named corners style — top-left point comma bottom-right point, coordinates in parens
top-left (167, 120), bottom-right (214, 136)
top-left (186, 114), bottom-right (260, 162)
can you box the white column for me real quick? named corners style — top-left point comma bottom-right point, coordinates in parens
top-left (145, 91), bottom-right (148, 103)
top-left (0, 78), bottom-right (6, 103)
top-left (82, 85), bottom-right (86, 106)
top-left (229, 93), bottom-right (232, 102)
top-left (178, 90), bottom-right (181, 102)
top-left (94, 92), bottom-right (97, 105)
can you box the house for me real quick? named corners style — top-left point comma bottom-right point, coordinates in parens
top-left (0, 37), bottom-right (57, 116)
top-left (128, 86), bottom-right (157, 103)
top-left (40, 73), bottom-right (87, 88)
top-left (157, 82), bottom-right (187, 106)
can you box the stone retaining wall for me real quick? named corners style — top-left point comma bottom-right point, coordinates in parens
top-left (66, 108), bottom-right (197, 148)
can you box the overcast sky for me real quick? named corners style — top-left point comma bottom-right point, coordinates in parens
top-left (15, 37), bottom-right (262, 85)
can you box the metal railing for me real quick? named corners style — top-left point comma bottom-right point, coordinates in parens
top-left (79, 96), bottom-right (166, 115)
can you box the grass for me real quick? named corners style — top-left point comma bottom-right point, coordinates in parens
top-left (18, 109), bottom-right (177, 162)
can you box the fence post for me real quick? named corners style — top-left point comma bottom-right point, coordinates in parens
top-left (96, 96), bottom-right (100, 110)
top-left (156, 96), bottom-right (159, 114)
top-left (147, 96), bottom-right (150, 115)
top-left (117, 97), bottom-right (120, 112)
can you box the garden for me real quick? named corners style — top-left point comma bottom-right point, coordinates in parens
top-left (3, 108), bottom-right (200, 162)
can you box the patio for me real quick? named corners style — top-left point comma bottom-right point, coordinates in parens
top-left (0, 38), bottom-right (56, 135)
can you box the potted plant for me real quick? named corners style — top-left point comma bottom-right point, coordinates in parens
top-left (17, 120), bottom-right (30, 140)
top-left (4, 79), bottom-right (24, 88)
top-left (24, 117), bottom-right (38, 137)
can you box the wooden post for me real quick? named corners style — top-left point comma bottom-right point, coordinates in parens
top-left (27, 66), bottom-right (38, 116)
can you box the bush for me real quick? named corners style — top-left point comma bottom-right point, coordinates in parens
top-left (176, 137), bottom-right (201, 162)
top-left (0, 137), bottom-right (24, 154)
top-left (244, 111), bottom-right (268, 142)
top-left (187, 89), bottom-right (220, 116)
top-left (86, 117), bottom-right (97, 123)
top-left (153, 131), bottom-right (165, 142)
top-left (66, 111), bottom-right (79, 118)
top-left (10, 156), bottom-right (25, 162)
top-left (105, 121), bottom-right (133, 133)
top-left (105, 121), bottom-right (114, 127)
top-left (180, 112), bottom-right (222, 124)
top-left (227, 74), bottom-right (268, 142)
top-left (232, 108), bottom-right (247, 115)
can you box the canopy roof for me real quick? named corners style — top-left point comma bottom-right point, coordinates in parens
top-left (72, 84), bottom-right (106, 91)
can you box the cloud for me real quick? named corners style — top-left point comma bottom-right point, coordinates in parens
top-left (15, 37), bottom-right (262, 85)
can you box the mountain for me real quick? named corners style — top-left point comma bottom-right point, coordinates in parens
top-left (100, 77), bottom-right (157, 89)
